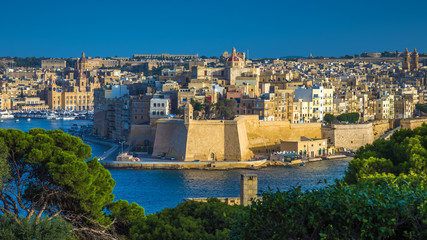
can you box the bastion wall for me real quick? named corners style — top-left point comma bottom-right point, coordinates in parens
top-left (322, 123), bottom-right (374, 151)
top-left (401, 118), bottom-right (427, 130)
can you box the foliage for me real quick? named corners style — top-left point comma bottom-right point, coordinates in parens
top-left (11, 57), bottom-right (47, 68)
top-left (216, 99), bottom-right (237, 120)
top-left (323, 113), bottom-right (335, 124)
top-left (416, 104), bottom-right (427, 114)
top-left (344, 123), bottom-right (427, 184)
top-left (0, 139), bottom-right (9, 186)
top-left (107, 200), bottom-right (146, 237)
top-left (336, 112), bottom-right (359, 123)
top-left (0, 215), bottom-right (74, 240)
top-left (232, 177), bottom-right (427, 239)
top-left (190, 99), bottom-right (203, 112)
top-left (130, 198), bottom-right (246, 240)
top-left (0, 128), bottom-right (122, 239)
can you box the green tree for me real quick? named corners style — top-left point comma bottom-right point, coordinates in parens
top-left (323, 113), bottom-right (335, 124)
top-left (107, 200), bottom-right (146, 238)
top-left (130, 198), bottom-right (246, 240)
top-left (216, 99), bottom-right (237, 120)
top-left (337, 112), bottom-right (359, 123)
top-left (0, 215), bottom-right (74, 240)
top-left (0, 128), bottom-right (144, 239)
top-left (0, 139), bottom-right (9, 186)
top-left (232, 178), bottom-right (427, 239)
top-left (416, 104), bottom-right (427, 114)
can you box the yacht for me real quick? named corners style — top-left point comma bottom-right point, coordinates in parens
top-left (0, 110), bottom-right (14, 119)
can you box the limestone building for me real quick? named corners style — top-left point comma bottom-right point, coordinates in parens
top-left (46, 52), bottom-right (100, 111)
top-left (41, 59), bottom-right (66, 69)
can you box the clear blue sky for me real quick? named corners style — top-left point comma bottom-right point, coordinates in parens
top-left (1, 0), bottom-right (426, 58)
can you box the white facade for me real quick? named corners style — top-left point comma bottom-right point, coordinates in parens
top-left (150, 98), bottom-right (170, 118)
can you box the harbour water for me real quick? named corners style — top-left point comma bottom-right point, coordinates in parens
top-left (0, 119), bottom-right (351, 214)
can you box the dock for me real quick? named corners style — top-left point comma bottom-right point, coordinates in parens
top-left (100, 159), bottom-right (268, 170)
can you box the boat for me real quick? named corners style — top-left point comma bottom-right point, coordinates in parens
top-left (0, 120), bottom-right (4, 123)
top-left (27, 118), bottom-right (31, 121)
top-left (15, 119), bottom-right (19, 122)
top-left (46, 112), bottom-right (58, 120)
top-left (0, 110), bottom-right (14, 119)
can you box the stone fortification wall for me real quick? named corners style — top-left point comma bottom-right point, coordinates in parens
top-left (151, 115), bottom-right (322, 161)
top-left (185, 120), bottom-right (225, 161)
top-left (372, 120), bottom-right (393, 140)
top-left (128, 125), bottom-right (156, 146)
top-left (322, 123), bottom-right (374, 151)
top-left (152, 118), bottom-right (253, 161)
top-left (241, 115), bottom-right (322, 152)
top-left (152, 119), bottom-right (188, 160)
top-left (401, 118), bottom-right (427, 130)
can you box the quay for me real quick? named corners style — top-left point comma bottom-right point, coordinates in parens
top-left (99, 154), bottom-right (350, 170)
top-left (100, 159), bottom-right (268, 170)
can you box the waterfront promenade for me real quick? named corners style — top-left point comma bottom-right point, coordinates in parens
top-left (100, 159), bottom-right (268, 170)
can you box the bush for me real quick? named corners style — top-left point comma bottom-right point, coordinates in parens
top-left (232, 178), bottom-right (427, 239)
top-left (0, 216), bottom-right (74, 240)
top-left (130, 198), bottom-right (246, 240)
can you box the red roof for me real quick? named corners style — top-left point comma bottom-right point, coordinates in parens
top-left (227, 55), bottom-right (241, 62)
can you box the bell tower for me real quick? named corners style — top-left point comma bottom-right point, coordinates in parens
top-left (402, 48), bottom-right (410, 71)
top-left (411, 48), bottom-right (419, 71)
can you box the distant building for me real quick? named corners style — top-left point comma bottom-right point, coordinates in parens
top-left (41, 59), bottom-right (66, 69)
top-left (280, 136), bottom-right (327, 158)
top-left (149, 94), bottom-right (170, 119)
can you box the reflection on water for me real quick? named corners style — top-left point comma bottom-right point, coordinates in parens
top-left (110, 158), bottom-right (351, 214)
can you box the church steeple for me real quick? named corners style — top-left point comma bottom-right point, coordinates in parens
top-left (411, 48), bottom-right (419, 71)
top-left (402, 48), bottom-right (410, 71)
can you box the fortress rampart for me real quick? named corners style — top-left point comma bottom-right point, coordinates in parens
top-left (401, 118), bottom-right (427, 130)
top-left (151, 114), bottom-right (322, 161)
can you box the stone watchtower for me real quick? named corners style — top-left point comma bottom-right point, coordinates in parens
top-left (184, 103), bottom-right (193, 125)
top-left (240, 174), bottom-right (258, 206)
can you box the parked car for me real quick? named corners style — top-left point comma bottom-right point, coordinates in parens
top-left (170, 157), bottom-right (175, 160)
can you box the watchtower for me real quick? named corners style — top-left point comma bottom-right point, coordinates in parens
top-left (184, 103), bottom-right (193, 125)
top-left (240, 174), bottom-right (258, 206)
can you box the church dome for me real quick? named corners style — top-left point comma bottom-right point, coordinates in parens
top-left (227, 55), bottom-right (241, 62)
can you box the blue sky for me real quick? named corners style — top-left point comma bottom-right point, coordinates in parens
top-left (1, 0), bottom-right (426, 58)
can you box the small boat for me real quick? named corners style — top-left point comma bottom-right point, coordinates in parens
top-left (27, 118), bottom-right (31, 121)
top-left (0, 120), bottom-right (4, 123)
top-left (0, 109), bottom-right (14, 119)
top-left (15, 119), bottom-right (19, 122)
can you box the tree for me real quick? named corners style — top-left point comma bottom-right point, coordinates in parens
top-left (0, 128), bottom-right (142, 239)
top-left (107, 200), bottom-right (146, 238)
top-left (232, 123), bottom-right (427, 239)
top-left (345, 124), bottom-right (427, 184)
top-left (232, 178), bottom-right (427, 239)
top-left (0, 139), bottom-right (9, 186)
top-left (216, 99), bottom-right (237, 120)
top-left (323, 113), bottom-right (335, 124)
top-left (0, 215), bottom-right (74, 239)
top-left (416, 104), bottom-right (427, 114)
top-left (337, 112), bottom-right (359, 123)
top-left (130, 198), bottom-right (246, 240)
